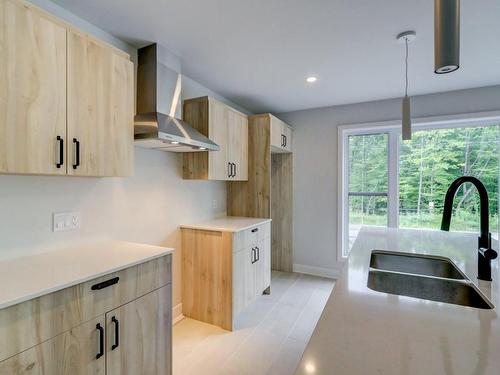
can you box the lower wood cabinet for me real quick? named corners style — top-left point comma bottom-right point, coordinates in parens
top-left (0, 255), bottom-right (172, 375)
top-left (106, 286), bottom-right (171, 375)
top-left (181, 222), bottom-right (271, 331)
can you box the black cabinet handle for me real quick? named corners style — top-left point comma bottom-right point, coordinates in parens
top-left (251, 247), bottom-right (256, 264)
top-left (228, 162), bottom-right (232, 178)
top-left (111, 316), bottom-right (119, 350)
top-left (96, 323), bottom-right (104, 359)
top-left (56, 136), bottom-right (64, 168)
top-left (251, 228), bottom-right (258, 233)
top-left (91, 277), bottom-right (119, 291)
top-left (72, 138), bottom-right (80, 170)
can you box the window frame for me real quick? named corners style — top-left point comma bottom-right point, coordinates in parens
top-left (337, 111), bottom-right (500, 261)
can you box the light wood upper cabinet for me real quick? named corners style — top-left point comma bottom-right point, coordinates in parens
top-left (229, 110), bottom-right (249, 180)
top-left (106, 286), bottom-right (172, 375)
top-left (0, 0), bottom-right (67, 175)
top-left (67, 31), bottom-right (134, 177)
top-left (0, 0), bottom-right (134, 177)
top-left (0, 315), bottom-right (106, 375)
top-left (207, 98), bottom-right (230, 180)
top-left (270, 115), bottom-right (293, 153)
top-left (183, 96), bottom-right (248, 181)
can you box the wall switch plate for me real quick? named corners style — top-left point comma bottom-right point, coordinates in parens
top-left (53, 212), bottom-right (80, 232)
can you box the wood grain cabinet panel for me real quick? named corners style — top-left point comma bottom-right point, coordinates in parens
top-left (0, 0), bottom-right (67, 175)
top-left (106, 286), bottom-right (172, 375)
top-left (183, 97), bottom-right (248, 181)
top-left (0, 315), bottom-right (106, 375)
top-left (182, 225), bottom-right (270, 329)
top-left (67, 30), bottom-right (134, 177)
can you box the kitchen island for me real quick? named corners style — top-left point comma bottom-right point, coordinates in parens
top-left (295, 227), bottom-right (500, 375)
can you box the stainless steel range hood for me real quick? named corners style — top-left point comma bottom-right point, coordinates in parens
top-left (134, 44), bottom-right (219, 152)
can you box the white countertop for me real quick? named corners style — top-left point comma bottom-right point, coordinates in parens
top-left (295, 227), bottom-right (500, 375)
top-left (181, 216), bottom-right (271, 232)
top-left (0, 241), bottom-right (173, 310)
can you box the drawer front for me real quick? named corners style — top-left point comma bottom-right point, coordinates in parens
top-left (0, 255), bottom-right (171, 362)
top-left (233, 222), bottom-right (271, 252)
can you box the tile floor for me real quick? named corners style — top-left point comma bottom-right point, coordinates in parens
top-left (173, 271), bottom-right (335, 375)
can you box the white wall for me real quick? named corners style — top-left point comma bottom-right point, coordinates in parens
top-left (0, 0), bottom-right (251, 319)
top-left (279, 86), bottom-right (500, 278)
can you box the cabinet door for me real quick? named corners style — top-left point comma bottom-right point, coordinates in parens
top-left (207, 99), bottom-right (230, 180)
top-left (67, 31), bottom-right (134, 177)
top-left (106, 286), bottom-right (172, 375)
top-left (261, 238), bottom-right (271, 292)
top-left (229, 111), bottom-right (248, 181)
top-left (244, 247), bottom-right (257, 306)
top-left (0, 315), bottom-right (105, 374)
top-left (254, 240), bottom-right (265, 295)
top-left (270, 116), bottom-right (284, 151)
top-left (0, 0), bottom-right (67, 175)
top-left (233, 249), bottom-right (246, 315)
top-left (282, 125), bottom-right (292, 152)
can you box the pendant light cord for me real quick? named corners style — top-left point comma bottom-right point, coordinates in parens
top-left (405, 37), bottom-right (409, 97)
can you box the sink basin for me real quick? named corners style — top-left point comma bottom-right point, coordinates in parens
top-left (367, 269), bottom-right (493, 309)
top-left (370, 250), bottom-right (466, 279)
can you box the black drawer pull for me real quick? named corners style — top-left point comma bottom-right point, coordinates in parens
top-left (251, 247), bottom-right (256, 264)
top-left (91, 277), bottom-right (119, 290)
top-left (251, 228), bottom-right (258, 233)
top-left (111, 316), bottom-right (120, 350)
top-left (96, 323), bottom-right (104, 359)
top-left (56, 136), bottom-right (64, 168)
top-left (73, 138), bottom-right (80, 170)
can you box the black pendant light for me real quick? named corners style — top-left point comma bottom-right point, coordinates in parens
top-left (435, 0), bottom-right (460, 74)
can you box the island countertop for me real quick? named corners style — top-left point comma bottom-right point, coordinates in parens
top-left (0, 241), bottom-right (173, 310)
top-left (295, 227), bottom-right (500, 375)
top-left (181, 216), bottom-right (271, 233)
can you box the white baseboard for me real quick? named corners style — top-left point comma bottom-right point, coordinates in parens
top-left (293, 263), bottom-right (342, 279)
top-left (172, 303), bottom-right (184, 325)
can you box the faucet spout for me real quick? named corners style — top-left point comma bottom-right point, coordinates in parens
top-left (440, 176), bottom-right (498, 281)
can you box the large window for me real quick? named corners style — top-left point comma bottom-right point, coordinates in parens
top-left (340, 119), bottom-right (500, 258)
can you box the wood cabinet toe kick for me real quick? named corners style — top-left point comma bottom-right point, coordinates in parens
top-left (0, 254), bottom-right (172, 375)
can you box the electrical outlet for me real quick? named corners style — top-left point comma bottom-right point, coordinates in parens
top-left (53, 212), bottom-right (80, 232)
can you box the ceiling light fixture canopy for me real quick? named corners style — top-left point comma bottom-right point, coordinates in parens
top-left (397, 31), bottom-right (416, 141)
top-left (306, 76), bottom-right (317, 83)
top-left (435, 0), bottom-right (460, 74)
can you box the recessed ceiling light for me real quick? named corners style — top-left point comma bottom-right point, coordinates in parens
top-left (306, 76), bottom-right (317, 83)
top-left (171, 141), bottom-right (179, 145)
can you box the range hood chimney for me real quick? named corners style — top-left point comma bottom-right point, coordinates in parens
top-left (134, 44), bottom-right (219, 152)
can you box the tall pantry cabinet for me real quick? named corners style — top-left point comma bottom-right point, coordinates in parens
top-left (227, 113), bottom-right (294, 272)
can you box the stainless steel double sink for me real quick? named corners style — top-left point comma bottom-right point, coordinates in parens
top-left (367, 250), bottom-right (494, 309)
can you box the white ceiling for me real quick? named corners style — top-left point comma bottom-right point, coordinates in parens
top-left (52, 0), bottom-right (500, 113)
